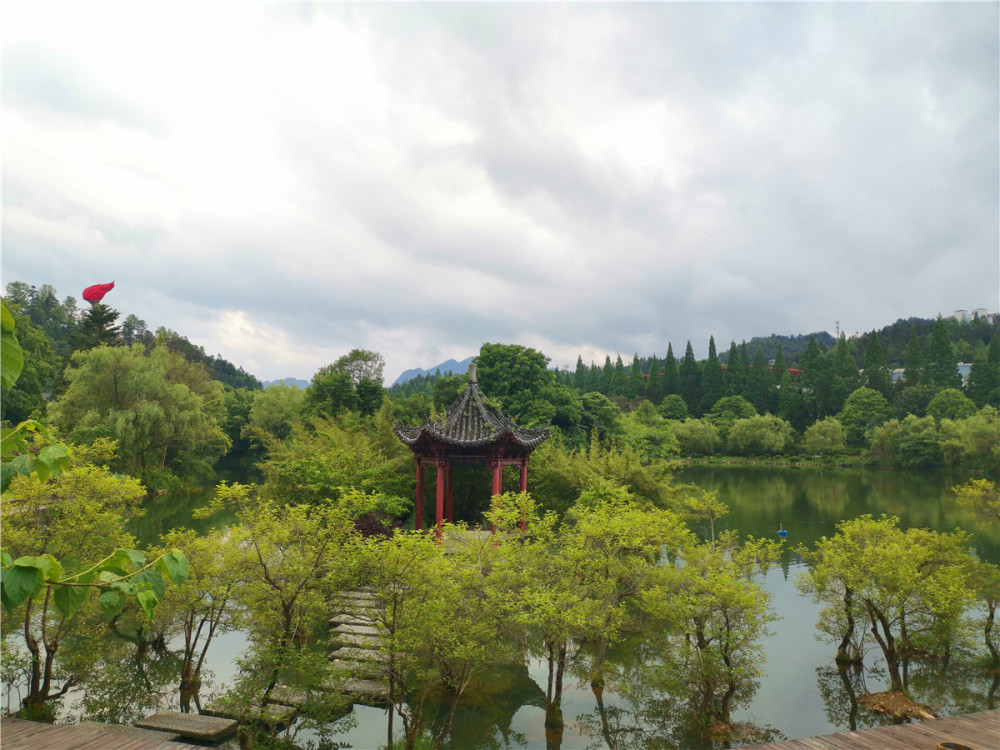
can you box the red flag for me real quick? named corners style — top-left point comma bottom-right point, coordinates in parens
top-left (82, 281), bottom-right (115, 304)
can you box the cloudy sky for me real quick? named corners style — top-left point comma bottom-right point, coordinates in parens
top-left (3, 3), bottom-right (997, 384)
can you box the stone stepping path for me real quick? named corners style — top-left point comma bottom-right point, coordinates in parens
top-left (328, 588), bottom-right (391, 704)
top-left (136, 711), bottom-right (237, 742)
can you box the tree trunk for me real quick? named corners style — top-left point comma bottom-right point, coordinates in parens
top-left (866, 602), bottom-right (903, 691)
top-left (985, 600), bottom-right (999, 669)
top-left (835, 587), bottom-right (857, 664)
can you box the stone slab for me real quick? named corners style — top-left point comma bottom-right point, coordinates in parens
top-left (335, 633), bottom-right (383, 649)
top-left (76, 721), bottom-right (181, 742)
top-left (333, 623), bottom-right (382, 636)
top-left (136, 710), bottom-right (237, 741)
top-left (330, 613), bottom-right (377, 627)
top-left (331, 646), bottom-right (390, 662)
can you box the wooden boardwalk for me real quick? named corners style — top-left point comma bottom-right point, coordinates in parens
top-left (0, 718), bottom-right (208, 749)
top-left (746, 708), bottom-right (999, 750)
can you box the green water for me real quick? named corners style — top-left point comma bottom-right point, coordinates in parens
top-left (22, 466), bottom-right (1000, 747)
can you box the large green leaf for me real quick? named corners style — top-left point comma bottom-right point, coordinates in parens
top-left (133, 568), bottom-right (166, 601)
top-left (1, 563), bottom-right (44, 612)
top-left (53, 583), bottom-right (89, 620)
top-left (136, 589), bottom-right (159, 622)
top-left (157, 549), bottom-right (189, 586)
top-left (1, 303), bottom-right (23, 391)
top-left (98, 589), bottom-right (125, 618)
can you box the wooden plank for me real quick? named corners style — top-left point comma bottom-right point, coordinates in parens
top-left (741, 709), bottom-right (1000, 750)
top-left (135, 711), bottom-right (237, 741)
top-left (0, 719), bottom-right (207, 750)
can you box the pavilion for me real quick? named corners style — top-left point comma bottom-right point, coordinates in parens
top-left (393, 363), bottom-right (550, 538)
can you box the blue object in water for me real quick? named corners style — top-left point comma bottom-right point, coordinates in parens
top-left (778, 523), bottom-right (788, 537)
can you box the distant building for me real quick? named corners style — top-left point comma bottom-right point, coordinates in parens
top-left (946, 308), bottom-right (996, 325)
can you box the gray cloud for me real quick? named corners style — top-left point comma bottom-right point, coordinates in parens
top-left (3, 3), bottom-right (996, 381)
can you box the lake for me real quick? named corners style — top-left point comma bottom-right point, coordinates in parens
top-left (10, 465), bottom-right (999, 748)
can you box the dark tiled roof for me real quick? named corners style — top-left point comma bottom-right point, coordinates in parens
top-left (394, 381), bottom-right (550, 450)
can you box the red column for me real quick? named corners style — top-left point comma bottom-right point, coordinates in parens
top-left (414, 459), bottom-right (423, 532)
top-left (490, 460), bottom-right (503, 534)
top-left (446, 464), bottom-right (454, 523)
top-left (436, 460), bottom-right (446, 542)
top-left (520, 459), bottom-right (528, 532)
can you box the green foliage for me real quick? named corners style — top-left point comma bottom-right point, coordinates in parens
top-left (726, 415), bottom-right (795, 456)
top-left (4, 282), bottom-right (80, 357)
top-left (618, 403), bottom-right (679, 463)
top-left (48, 344), bottom-right (231, 490)
top-left (475, 343), bottom-right (556, 425)
top-left (797, 515), bottom-right (976, 691)
top-left (925, 317), bottom-right (961, 389)
top-left (938, 407), bottom-right (1000, 472)
top-left (671, 418), bottom-right (721, 456)
top-left (1, 307), bottom-right (59, 423)
top-left (801, 417), bottom-right (846, 456)
top-left (1, 303), bottom-right (25, 393)
top-left (838, 387), bottom-right (889, 449)
top-left (258, 416), bottom-right (411, 518)
top-left (1, 450), bottom-right (187, 716)
top-left (644, 530), bottom-right (781, 727)
top-left (705, 395), bottom-right (757, 439)
top-left (953, 479), bottom-right (1000, 526)
top-left (247, 383), bottom-right (304, 442)
top-left (658, 394), bottom-right (689, 421)
top-left (867, 415), bottom-right (942, 468)
top-left (926, 388), bottom-right (977, 422)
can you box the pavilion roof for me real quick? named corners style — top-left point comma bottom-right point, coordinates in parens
top-left (393, 376), bottom-right (550, 451)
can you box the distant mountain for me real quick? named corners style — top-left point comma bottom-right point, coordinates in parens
top-left (261, 377), bottom-right (310, 389)
top-left (392, 356), bottom-right (474, 386)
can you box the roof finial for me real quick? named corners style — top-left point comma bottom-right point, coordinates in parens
top-left (469, 362), bottom-right (478, 383)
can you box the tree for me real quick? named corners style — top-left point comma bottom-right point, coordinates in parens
top-left (69, 303), bottom-right (122, 352)
top-left (3, 282), bottom-right (80, 356)
top-left (926, 388), bottom-right (977, 422)
top-left (246, 383), bottom-right (304, 442)
top-left (802, 417), bottom-right (846, 456)
top-left (953, 479), bottom-right (1000, 526)
top-left (476, 343), bottom-right (556, 424)
top-left (747, 349), bottom-right (773, 415)
top-left (658, 394), bottom-right (689, 421)
top-left (0, 308), bottom-right (59, 424)
top-left (644, 530), bottom-right (781, 732)
top-left (699, 338), bottom-right (724, 415)
top-left (662, 343), bottom-right (679, 397)
top-left (705, 395), bottom-right (757, 440)
top-left (155, 527), bottom-right (240, 711)
top-left (672, 419), bottom-right (721, 456)
top-left (903, 322), bottom-right (923, 386)
top-left (798, 515), bottom-right (976, 692)
top-left (724, 341), bottom-right (746, 397)
top-left (837, 387), bottom-right (889, 449)
top-left (966, 335), bottom-right (1000, 408)
top-left (861, 331), bottom-right (891, 397)
top-left (924, 316), bottom-right (961, 389)
top-left (205, 483), bottom-right (365, 729)
top-left (726, 415), bottom-right (795, 456)
top-left (48, 345), bottom-right (231, 491)
top-left (2, 443), bottom-right (187, 718)
top-left (304, 365), bottom-right (359, 417)
top-left (678, 342), bottom-right (701, 416)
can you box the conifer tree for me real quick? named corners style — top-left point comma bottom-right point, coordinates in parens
top-left (904, 323), bottom-right (923, 386)
top-left (679, 341), bottom-right (702, 416)
top-left (773, 344), bottom-right (787, 385)
top-left (725, 341), bottom-right (745, 397)
top-left (646, 354), bottom-right (664, 404)
top-left (601, 356), bottom-right (614, 395)
top-left (663, 343), bottom-right (679, 397)
top-left (925, 316), bottom-right (961, 388)
top-left (625, 354), bottom-right (643, 400)
top-left (748, 348), bottom-right (773, 414)
top-left (862, 331), bottom-right (891, 397)
top-left (967, 332), bottom-right (1000, 408)
top-left (69, 303), bottom-right (121, 352)
top-left (574, 356), bottom-right (588, 391)
top-left (699, 336), bottom-right (725, 414)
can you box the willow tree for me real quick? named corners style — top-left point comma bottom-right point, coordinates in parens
top-left (798, 515), bottom-right (976, 692)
